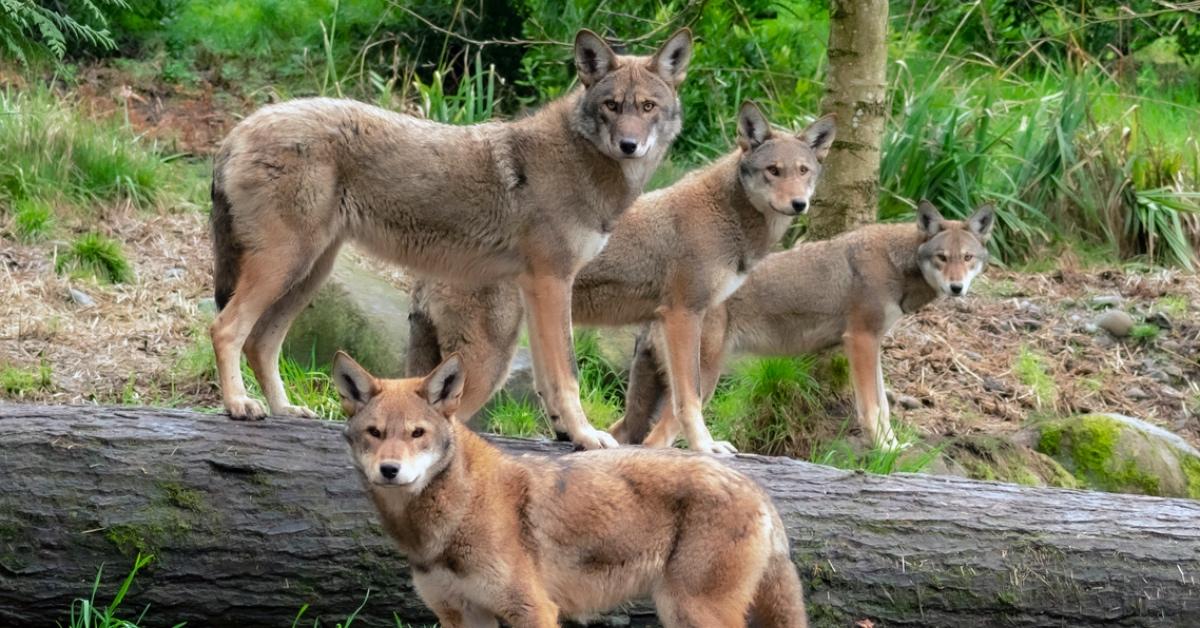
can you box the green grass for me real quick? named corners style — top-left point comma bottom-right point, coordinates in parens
top-left (56, 232), bottom-right (133, 284)
top-left (707, 354), bottom-right (849, 456)
top-left (1154, 295), bottom-right (1189, 318)
top-left (1014, 346), bottom-right (1058, 412)
top-left (811, 420), bottom-right (940, 475)
top-left (0, 360), bottom-right (52, 396)
top-left (485, 392), bottom-right (544, 438)
top-left (1130, 323), bottom-right (1160, 345)
top-left (11, 196), bottom-right (54, 241)
top-left (0, 88), bottom-right (170, 210)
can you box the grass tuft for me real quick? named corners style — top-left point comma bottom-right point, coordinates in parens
top-left (1014, 345), bottom-right (1057, 412)
top-left (11, 196), bottom-right (54, 241)
top-left (56, 232), bottom-right (133, 284)
top-left (1, 360), bottom-right (52, 396)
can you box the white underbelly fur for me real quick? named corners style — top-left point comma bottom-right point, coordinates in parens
top-left (714, 271), bottom-right (748, 305)
top-left (575, 230), bottom-right (611, 264)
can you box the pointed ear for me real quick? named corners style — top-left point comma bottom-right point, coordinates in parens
top-left (333, 351), bottom-right (378, 414)
top-left (649, 28), bottom-right (693, 87)
top-left (422, 353), bottom-right (465, 418)
top-left (916, 200), bottom-right (945, 238)
top-left (736, 101), bottom-right (771, 151)
top-left (575, 29), bottom-right (619, 88)
top-left (968, 203), bottom-right (996, 242)
top-left (798, 114), bottom-right (837, 162)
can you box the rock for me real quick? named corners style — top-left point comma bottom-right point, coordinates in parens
top-left (1126, 386), bottom-right (1150, 400)
top-left (164, 267), bottom-right (185, 281)
top-left (1032, 413), bottom-right (1200, 499)
top-left (1089, 294), bottom-right (1123, 308)
top-left (1095, 310), bottom-right (1134, 338)
top-left (1147, 311), bottom-right (1172, 330)
top-left (895, 394), bottom-right (922, 410)
top-left (68, 287), bottom-right (95, 308)
top-left (283, 257), bottom-right (411, 377)
top-left (945, 435), bottom-right (1079, 488)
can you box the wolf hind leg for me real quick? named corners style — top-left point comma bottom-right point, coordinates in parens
top-left (748, 553), bottom-right (809, 628)
top-left (211, 241), bottom-right (323, 420)
top-left (243, 239), bottom-right (343, 417)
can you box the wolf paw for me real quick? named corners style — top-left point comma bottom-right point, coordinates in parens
top-left (227, 396), bottom-right (268, 421)
top-left (694, 439), bottom-right (738, 455)
top-left (574, 427), bottom-right (619, 450)
top-left (276, 404), bottom-right (318, 419)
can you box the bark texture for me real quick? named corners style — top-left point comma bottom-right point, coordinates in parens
top-left (809, 0), bottom-right (889, 239)
top-left (1, 404), bottom-right (1198, 627)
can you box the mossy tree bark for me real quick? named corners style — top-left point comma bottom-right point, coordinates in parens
top-left (808, 0), bottom-right (889, 239)
top-left (1, 405), bottom-right (1198, 627)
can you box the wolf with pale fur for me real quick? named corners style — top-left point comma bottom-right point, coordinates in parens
top-left (407, 102), bottom-right (835, 453)
top-left (335, 350), bottom-right (808, 627)
top-left (208, 28), bottom-right (693, 451)
top-left (618, 200), bottom-right (996, 450)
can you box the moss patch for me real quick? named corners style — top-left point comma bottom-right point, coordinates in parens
top-left (948, 435), bottom-right (1077, 488)
top-left (1035, 414), bottom-right (1198, 497)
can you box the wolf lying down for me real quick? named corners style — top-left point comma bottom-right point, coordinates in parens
top-left (335, 351), bottom-right (808, 627)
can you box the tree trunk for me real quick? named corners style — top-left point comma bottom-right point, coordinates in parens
top-left (808, 0), bottom-right (889, 239)
top-left (1, 405), bottom-right (1198, 627)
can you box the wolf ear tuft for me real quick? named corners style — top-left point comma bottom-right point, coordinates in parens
top-left (799, 114), bottom-right (837, 162)
top-left (736, 101), bottom-right (771, 151)
top-left (968, 203), bottom-right (996, 242)
top-left (916, 200), bottom-right (945, 238)
top-left (650, 28), bottom-right (693, 87)
top-left (423, 354), bottom-right (466, 418)
top-left (575, 29), bottom-right (619, 87)
top-left (333, 351), bottom-right (378, 413)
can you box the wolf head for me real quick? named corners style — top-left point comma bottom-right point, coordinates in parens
top-left (334, 352), bottom-right (465, 493)
top-left (916, 200), bottom-right (995, 297)
top-left (735, 101), bottom-right (836, 217)
top-left (572, 28), bottom-right (692, 161)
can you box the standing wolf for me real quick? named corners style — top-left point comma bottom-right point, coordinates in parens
top-left (619, 201), bottom-right (995, 450)
top-left (208, 28), bottom-right (692, 450)
top-left (335, 351), bottom-right (809, 627)
top-left (407, 103), bottom-right (836, 453)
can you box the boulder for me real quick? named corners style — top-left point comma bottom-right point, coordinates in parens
top-left (1030, 413), bottom-right (1200, 499)
top-left (944, 435), bottom-right (1079, 488)
top-left (283, 257), bottom-right (411, 377)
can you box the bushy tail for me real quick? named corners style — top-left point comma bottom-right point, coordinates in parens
top-left (615, 325), bottom-right (669, 443)
top-left (210, 171), bottom-right (243, 311)
top-left (405, 281), bottom-right (445, 377)
top-left (749, 552), bottom-right (808, 628)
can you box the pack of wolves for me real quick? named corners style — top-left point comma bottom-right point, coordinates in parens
top-left (209, 27), bottom-right (993, 628)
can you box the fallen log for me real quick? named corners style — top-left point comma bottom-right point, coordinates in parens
top-left (0, 404), bottom-right (1197, 627)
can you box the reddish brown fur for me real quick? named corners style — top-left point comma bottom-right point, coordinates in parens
top-left (336, 352), bottom-right (808, 627)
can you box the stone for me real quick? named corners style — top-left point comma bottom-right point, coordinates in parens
top-left (164, 267), bottom-right (185, 281)
top-left (1095, 310), bottom-right (1134, 338)
top-left (1032, 413), bottom-right (1200, 499)
top-left (945, 435), bottom-right (1078, 488)
top-left (67, 287), bottom-right (95, 308)
top-left (1147, 311), bottom-right (1172, 330)
top-left (283, 257), bottom-right (411, 377)
top-left (895, 394), bottom-right (922, 410)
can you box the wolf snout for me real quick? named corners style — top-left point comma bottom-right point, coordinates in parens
top-left (790, 198), bottom-right (808, 214)
top-left (619, 139), bottom-right (639, 155)
top-left (949, 282), bottom-right (964, 296)
top-left (379, 462), bottom-right (400, 480)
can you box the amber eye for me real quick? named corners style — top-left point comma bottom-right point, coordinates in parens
top-left (642, 101), bottom-right (656, 112)
top-left (604, 100), bottom-right (619, 112)
top-left (936, 253), bottom-right (948, 263)
top-left (964, 253), bottom-right (974, 262)
top-left (766, 165), bottom-right (781, 177)
top-left (411, 427), bottom-right (425, 439)
top-left (799, 165), bottom-right (810, 174)
top-left (366, 426), bottom-right (382, 438)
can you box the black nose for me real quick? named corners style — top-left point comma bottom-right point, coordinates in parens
top-left (791, 198), bottom-right (808, 213)
top-left (379, 463), bottom-right (399, 480)
top-left (619, 139), bottom-right (638, 155)
top-left (949, 283), bottom-right (964, 295)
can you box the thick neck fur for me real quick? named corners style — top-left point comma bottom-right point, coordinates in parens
top-left (703, 152), bottom-right (791, 263)
top-left (878, 224), bottom-right (942, 312)
top-left (366, 424), bottom-right (495, 563)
